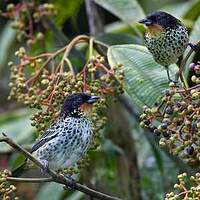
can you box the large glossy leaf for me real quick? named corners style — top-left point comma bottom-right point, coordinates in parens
top-left (189, 16), bottom-right (200, 44)
top-left (160, 1), bottom-right (194, 19)
top-left (95, 33), bottom-right (142, 45)
top-left (108, 44), bottom-right (176, 111)
top-left (93, 0), bottom-right (144, 25)
top-left (104, 21), bottom-right (145, 40)
top-left (0, 109), bottom-right (34, 153)
top-left (104, 21), bottom-right (132, 33)
top-left (183, 0), bottom-right (200, 20)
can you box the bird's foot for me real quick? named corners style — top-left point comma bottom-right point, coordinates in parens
top-left (65, 175), bottom-right (76, 189)
top-left (61, 173), bottom-right (76, 189)
top-left (40, 160), bottom-right (49, 174)
top-left (168, 79), bottom-right (179, 87)
top-left (166, 67), bottom-right (179, 86)
top-left (188, 43), bottom-right (199, 52)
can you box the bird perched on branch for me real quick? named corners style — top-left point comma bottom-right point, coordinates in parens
top-left (139, 11), bottom-right (189, 82)
top-left (12, 93), bottom-right (99, 176)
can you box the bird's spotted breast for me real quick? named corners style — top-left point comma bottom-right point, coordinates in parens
top-left (34, 116), bottom-right (92, 170)
top-left (144, 25), bottom-right (189, 66)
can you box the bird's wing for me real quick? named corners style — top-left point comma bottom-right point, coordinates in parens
top-left (31, 122), bottom-right (61, 153)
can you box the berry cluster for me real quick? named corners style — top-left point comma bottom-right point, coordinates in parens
top-left (190, 62), bottom-right (200, 84)
top-left (140, 66), bottom-right (200, 165)
top-left (8, 37), bottom-right (124, 174)
top-left (0, 170), bottom-right (18, 200)
top-left (1, 2), bottom-right (56, 45)
top-left (165, 172), bottom-right (200, 200)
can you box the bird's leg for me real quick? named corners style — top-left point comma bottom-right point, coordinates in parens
top-left (59, 171), bottom-right (76, 189)
top-left (40, 159), bottom-right (49, 174)
top-left (165, 67), bottom-right (178, 84)
top-left (166, 67), bottom-right (171, 81)
top-left (188, 43), bottom-right (199, 52)
top-left (64, 175), bottom-right (76, 189)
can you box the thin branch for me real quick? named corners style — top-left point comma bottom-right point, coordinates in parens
top-left (62, 34), bottom-right (108, 59)
top-left (175, 41), bottom-right (200, 86)
top-left (64, 35), bottom-right (90, 57)
top-left (64, 58), bottom-right (75, 76)
top-left (0, 133), bottom-right (122, 200)
top-left (7, 177), bottom-right (53, 183)
top-left (176, 48), bottom-right (193, 88)
top-left (176, 84), bottom-right (200, 92)
top-left (42, 16), bottom-right (86, 67)
top-left (85, 0), bottom-right (104, 35)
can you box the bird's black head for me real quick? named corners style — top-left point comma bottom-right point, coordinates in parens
top-left (60, 93), bottom-right (99, 118)
top-left (139, 11), bottom-right (181, 29)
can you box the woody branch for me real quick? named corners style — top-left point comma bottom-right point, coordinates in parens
top-left (0, 133), bottom-right (122, 200)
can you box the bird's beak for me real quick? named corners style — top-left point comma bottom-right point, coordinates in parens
top-left (139, 18), bottom-right (152, 26)
top-left (87, 96), bottom-right (100, 104)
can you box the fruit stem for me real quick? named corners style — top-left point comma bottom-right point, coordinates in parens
top-left (176, 41), bottom-right (200, 88)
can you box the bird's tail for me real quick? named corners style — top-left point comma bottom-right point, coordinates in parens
top-left (12, 163), bottom-right (27, 177)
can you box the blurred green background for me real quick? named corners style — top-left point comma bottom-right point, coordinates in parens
top-left (0, 0), bottom-right (200, 199)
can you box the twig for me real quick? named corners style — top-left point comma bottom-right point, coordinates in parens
top-left (0, 133), bottom-right (122, 200)
top-left (26, 46), bottom-right (67, 85)
top-left (176, 49), bottom-right (193, 88)
top-left (64, 58), bottom-right (75, 76)
top-left (85, 0), bottom-right (103, 35)
top-left (89, 37), bottom-right (94, 59)
top-left (175, 41), bottom-right (200, 87)
top-left (176, 84), bottom-right (200, 93)
top-left (62, 34), bottom-right (108, 61)
top-left (7, 177), bottom-right (53, 183)
top-left (42, 17), bottom-right (86, 68)
top-left (64, 35), bottom-right (90, 57)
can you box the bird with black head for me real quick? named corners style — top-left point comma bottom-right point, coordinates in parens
top-left (139, 11), bottom-right (189, 82)
top-left (12, 93), bottom-right (99, 177)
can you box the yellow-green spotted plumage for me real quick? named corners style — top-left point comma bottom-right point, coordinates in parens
top-left (144, 24), bottom-right (188, 66)
top-left (139, 11), bottom-right (189, 81)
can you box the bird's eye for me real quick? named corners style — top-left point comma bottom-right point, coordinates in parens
top-left (72, 98), bottom-right (82, 108)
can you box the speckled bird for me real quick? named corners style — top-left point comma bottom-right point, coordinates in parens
top-left (12, 93), bottom-right (99, 176)
top-left (139, 11), bottom-right (189, 81)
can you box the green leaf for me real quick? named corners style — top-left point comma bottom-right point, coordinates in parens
top-left (0, 109), bottom-right (34, 153)
top-left (65, 191), bottom-right (84, 200)
top-left (183, 0), bottom-right (200, 20)
top-left (108, 44), bottom-right (176, 111)
top-left (189, 16), bottom-right (200, 44)
top-left (35, 182), bottom-right (63, 200)
top-left (95, 33), bottom-right (142, 45)
top-left (160, 1), bottom-right (195, 19)
top-left (93, 0), bottom-right (144, 25)
top-left (0, 22), bottom-right (16, 75)
top-left (105, 21), bottom-right (133, 33)
top-left (50, 0), bottom-right (83, 25)
top-left (0, 109), bottom-right (28, 124)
